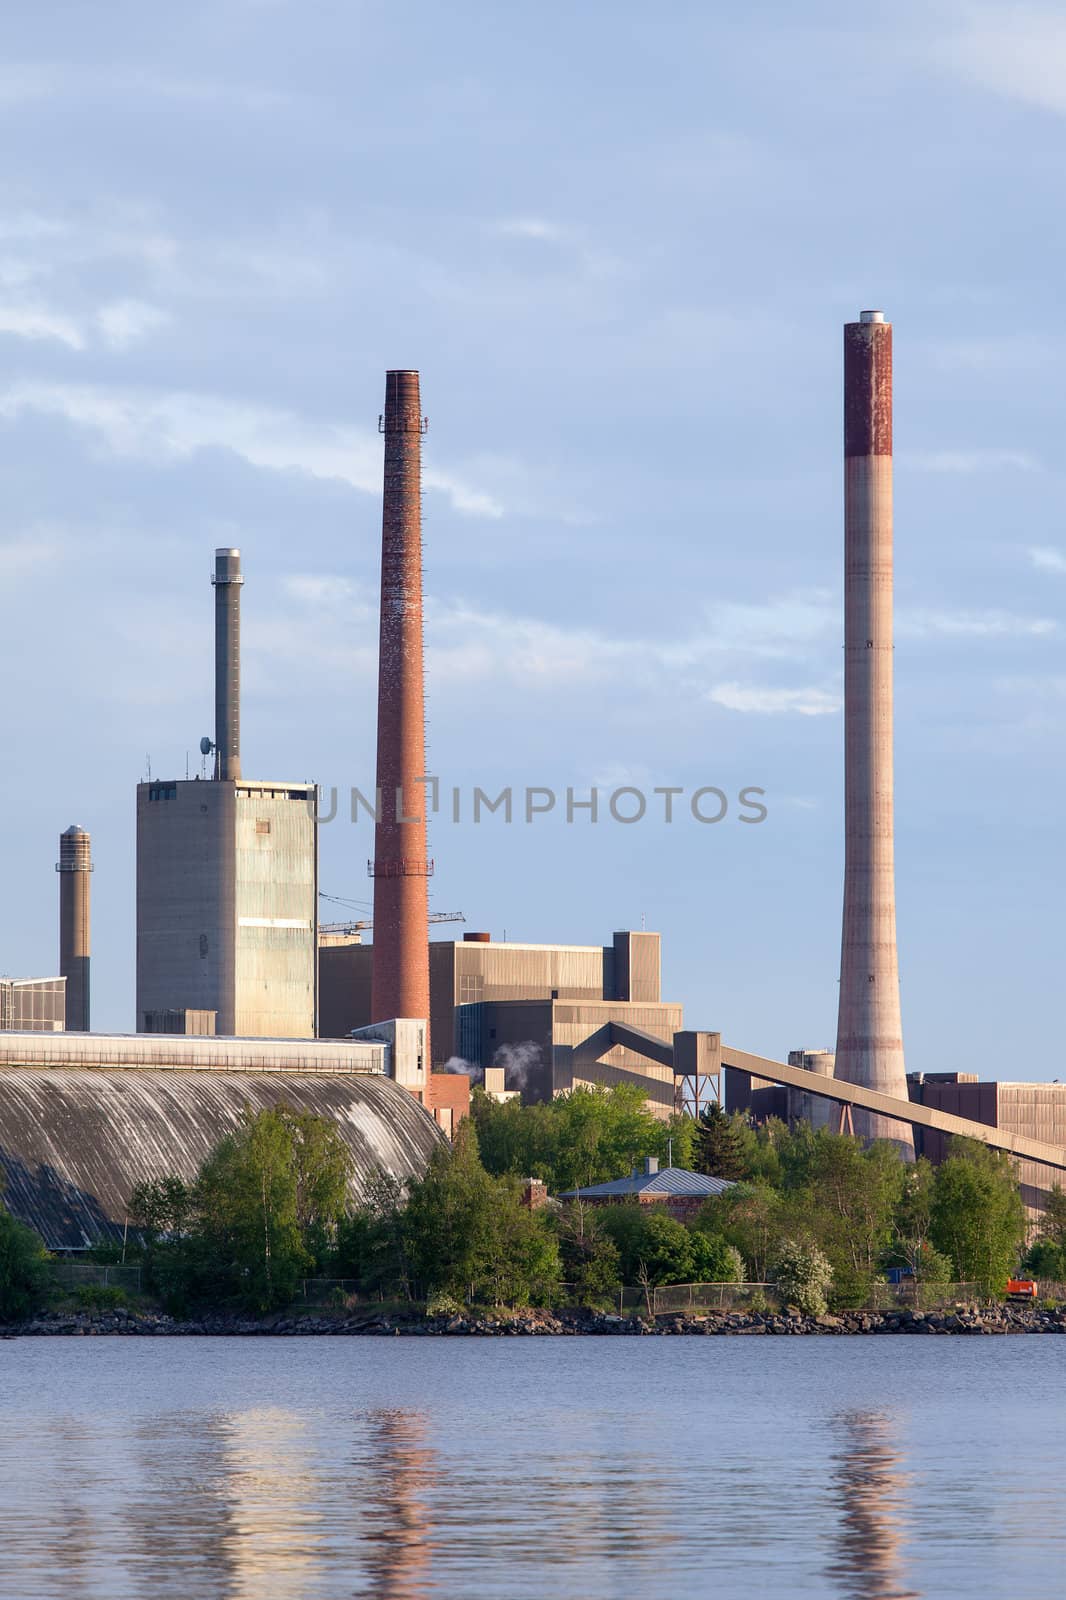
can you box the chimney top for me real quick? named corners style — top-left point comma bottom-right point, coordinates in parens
top-left (859, 309), bottom-right (886, 324)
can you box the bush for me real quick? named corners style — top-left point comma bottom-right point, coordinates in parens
top-left (426, 1291), bottom-right (465, 1318)
top-left (0, 1206), bottom-right (50, 1322)
top-left (771, 1240), bottom-right (833, 1318)
top-left (1024, 1238), bottom-right (1066, 1282)
top-left (73, 1284), bottom-right (126, 1312)
top-left (721, 1244), bottom-right (745, 1284)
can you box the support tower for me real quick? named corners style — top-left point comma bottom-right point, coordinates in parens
top-left (370, 370), bottom-right (432, 1094)
top-left (835, 311), bottom-right (914, 1156)
top-left (57, 825), bottom-right (92, 1031)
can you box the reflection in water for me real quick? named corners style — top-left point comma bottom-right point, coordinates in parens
top-left (352, 1410), bottom-right (434, 1600)
top-left (1, 1343), bottom-right (1062, 1598)
top-left (828, 1411), bottom-right (921, 1600)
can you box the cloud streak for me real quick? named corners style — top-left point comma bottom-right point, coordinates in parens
top-left (0, 380), bottom-right (504, 518)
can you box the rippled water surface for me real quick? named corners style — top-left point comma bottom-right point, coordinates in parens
top-left (0, 1336), bottom-right (1063, 1598)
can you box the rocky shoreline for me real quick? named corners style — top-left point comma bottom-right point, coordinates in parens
top-left (4, 1303), bottom-right (1066, 1338)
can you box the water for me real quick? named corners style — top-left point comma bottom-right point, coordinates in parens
top-left (0, 1335), bottom-right (1062, 1599)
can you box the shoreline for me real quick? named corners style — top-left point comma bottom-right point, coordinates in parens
top-left (5, 1304), bottom-right (1065, 1338)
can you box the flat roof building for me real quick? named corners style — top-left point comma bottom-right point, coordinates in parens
top-left (0, 976), bottom-right (66, 1033)
top-left (320, 929), bottom-right (691, 1116)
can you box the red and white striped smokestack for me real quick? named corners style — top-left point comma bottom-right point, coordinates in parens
top-left (834, 311), bottom-right (914, 1157)
top-left (370, 370), bottom-right (432, 1099)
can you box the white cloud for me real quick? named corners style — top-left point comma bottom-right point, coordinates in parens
top-left (0, 533), bottom-right (63, 577)
top-left (899, 608), bottom-right (1057, 639)
top-left (492, 218), bottom-right (566, 242)
top-left (933, 4), bottom-right (1066, 115)
top-left (1029, 546), bottom-right (1066, 574)
top-left (905, 448), bottom-right (1038, 473)
top-left (0, 381), bottom-right (504, 518)
top-left (96, 299), bottom-right (170, 349)
top-left (707, 682), bottom-right (840, 717)
top-left (0, 304), bottom-right (84, 349)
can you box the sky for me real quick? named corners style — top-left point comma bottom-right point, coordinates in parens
top-left (0, 1), bottom-right (1063, 1077)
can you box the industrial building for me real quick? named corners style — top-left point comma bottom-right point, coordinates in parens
top-left (725, 1056), bottom-right (1066, 1215)
top-left (725, 1048), bottom-right (836, 1127)
top-left (908, 1074), bottom-right (1066, 1216)
top-left (135, 549), bottom-right (318, 1038)
top-left (320, 928), bottom-right (712, 1117)
top-left (0, 977), bottom-right (66, 1032)
top-left (0, 1031), bottom-right (442, 1250)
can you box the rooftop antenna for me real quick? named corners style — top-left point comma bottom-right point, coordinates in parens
top-left (199, 735), bottom-right (214, 780)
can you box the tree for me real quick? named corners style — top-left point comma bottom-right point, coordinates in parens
top-left (771, 1240), bottom-right (833, 1318)
top-left (471, 1083), bottom-right (693, 1194)
top-left (775, 1129), bottom-right (905, 1306)
top-left (400, 1121), bottom-right (561, 1307)
top-left (554, 1201), bottom-right (621, 1304)
top-left (149, 1104), bottom-right (353, 1313)
top-left (696, 1181), bottom-right (784, 1282)
top-left (692, 1105), bottom-right (746, 1181)
top-left (0, 1203), bottom-right (49, 1322)
top-left (890, 1158), bottom-right (937, 1275)
top-left (930, 1138), bottom-right (1027, 1293)
top-left (1024, 1239), bottom-right (1066, 1282)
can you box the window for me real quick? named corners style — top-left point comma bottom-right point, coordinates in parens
top-left (148, 783), bottom-right (177, 802)
top-left (256, 820), bottom-right (271, 835)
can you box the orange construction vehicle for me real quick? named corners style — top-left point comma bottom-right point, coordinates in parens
top-left (1006, 1278), bottom-right (1038, 1301)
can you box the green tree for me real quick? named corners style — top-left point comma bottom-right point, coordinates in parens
top-left (1024, 1238), bottom-right (1066, 1282)
top-left (696, 1181), bottom-right (784, 1282)
top-left (784, 1131), bottom-right (905, 1306)
top-left (772, 1239), bottom-right (833, 1318)
top-left (400, 1121), bottom-right (560, 1307)
top-left (930, 1138), bottom-right (1027, 1293)
top-left (554, 1201), bottom-right (621, 1304)
top-left (890, 1158), bottom-right (937, 1275)
top-left (156, 1104), bottom-right (353, 1313)
top-left (0, 1203), bottom-right (49, 1322)
top-left (692, 1105), bottom-right (746, 1181)
top-left (332, 1172), bottom-right (410, 1299)
top-left (471, 1083), bottom-right (689, 1193)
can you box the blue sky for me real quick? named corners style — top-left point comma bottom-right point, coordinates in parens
top-left (0, 1), bottom-right (1063, 1076)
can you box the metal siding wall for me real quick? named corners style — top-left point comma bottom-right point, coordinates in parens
top-left (136, 781), bottom-right (232, 1031)
top-left (234, 790), bottom-right (316, 1037)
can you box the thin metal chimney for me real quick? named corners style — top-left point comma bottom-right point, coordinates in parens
top-left (370, 371), bottom-right (433, 1100)
top-left (211, 548), bottom-right (243, 781)
top-left (834, 311), bottom-right (914, 1158)
top-left (56, 825), bottom-right (92, 1031)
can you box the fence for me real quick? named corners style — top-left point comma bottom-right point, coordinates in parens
top-left (48, 1263), bottom-right (143, 1292)
top-left (299, 1278), bottom-right (361, 1304)
top-left (618, 1282), bottom-right (777, 1317)
top-left (861, 1282), bottom-right (980, 1311)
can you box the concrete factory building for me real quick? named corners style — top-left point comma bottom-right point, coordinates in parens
top-left (0, 977), bottom-right (66, 1032)
top-left (135, 549), bottom-right (318, 1038)
top-left (321, 928), bottom-right (708, 1116)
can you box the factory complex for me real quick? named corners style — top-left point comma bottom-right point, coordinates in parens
top-left (2, 326), bottom-right (1066, 1247)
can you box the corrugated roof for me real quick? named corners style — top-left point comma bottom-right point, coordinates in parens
top-left (559, 1167), bottom-right (735, 1200)
top-left (0, 1068), bottom-right (444, 1250)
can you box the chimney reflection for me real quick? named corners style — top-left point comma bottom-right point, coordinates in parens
top-left (828, 1411), bottom-right (921, 1600)
top-left (354, 1409), bottom-right (434, 1600)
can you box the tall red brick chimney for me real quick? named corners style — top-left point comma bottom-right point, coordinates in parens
top-left (370, 370), bottom-right (432, 1099)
